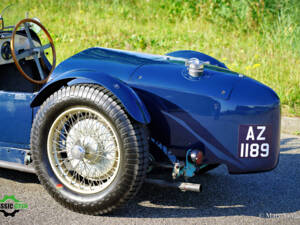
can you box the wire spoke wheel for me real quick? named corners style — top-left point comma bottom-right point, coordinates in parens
top-left (31, 85), bottom-right (148, 215)
top-left (47, 106), bottom-right (121, 194)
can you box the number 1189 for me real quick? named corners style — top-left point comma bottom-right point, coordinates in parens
top-left (240, 143), bottom-right (269, 158)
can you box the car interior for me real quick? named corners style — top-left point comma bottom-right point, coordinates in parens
top-left (0, 17), bottom-right (54, 93)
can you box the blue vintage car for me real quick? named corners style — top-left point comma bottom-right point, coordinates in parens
top-left (0, 14), bottom-right (280, 215)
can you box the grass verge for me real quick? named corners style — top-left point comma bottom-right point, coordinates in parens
top-left (1, 0), bottom-right (299, 116)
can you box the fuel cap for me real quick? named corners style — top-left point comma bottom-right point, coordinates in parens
top-left (185, 58), bottom-right (208, 77)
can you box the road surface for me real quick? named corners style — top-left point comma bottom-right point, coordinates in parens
top-left (0, 133), bottom-right (299, 225)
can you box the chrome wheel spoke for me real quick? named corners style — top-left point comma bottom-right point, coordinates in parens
top-left (47, 106), bottom-right (120, 194)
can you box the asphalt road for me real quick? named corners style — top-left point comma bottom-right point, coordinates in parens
top-left (0, 133), bottom-right (299, 225)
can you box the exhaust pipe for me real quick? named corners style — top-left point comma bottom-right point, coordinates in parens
top-left (145, 178), bottom-right (202, 192)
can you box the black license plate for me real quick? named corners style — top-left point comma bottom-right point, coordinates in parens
top-left (238, 125), bottom-right (272, 158)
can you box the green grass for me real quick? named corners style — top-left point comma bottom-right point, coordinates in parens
top-left (1, 0), bottom-right (300, 116)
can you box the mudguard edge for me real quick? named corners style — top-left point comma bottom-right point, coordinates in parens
top-left (31, 70), bottom-right (151, 124)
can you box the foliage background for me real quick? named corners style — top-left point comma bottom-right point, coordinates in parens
top-left (1, 0), bottom-right (300, 116)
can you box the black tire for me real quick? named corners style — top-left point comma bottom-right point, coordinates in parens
top-left (31, 84), bottom-right (148, 215)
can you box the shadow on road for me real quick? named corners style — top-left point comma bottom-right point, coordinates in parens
top-left (0, 137), bottom-right (299, 218)
top-left (0, 169), bottom-right (39, 184)
top-left (116, 137), bottom-right (300, 218)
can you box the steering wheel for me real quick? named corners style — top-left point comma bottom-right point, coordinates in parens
top-left (10, 18), bottom-right (56, 84)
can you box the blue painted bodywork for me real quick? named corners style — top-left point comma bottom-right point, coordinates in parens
top-left (0, 92), bottom-right (33, 144)
top-left (0, 91), bottom-right (33, 164)
top-left (1, 47), bottom-right (281, 174)
top-left (31, 70), bottom-right (150, 124)
top-left (0, 144), bottom-right (28, 164)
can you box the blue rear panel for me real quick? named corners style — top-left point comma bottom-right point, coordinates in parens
top-left (129, 63), bottom-right (280, 173)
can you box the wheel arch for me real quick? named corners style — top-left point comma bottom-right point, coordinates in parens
top-left (166, 50), bottom-right (227, 69)
top-left (31, 70), bottom-right (151, 124)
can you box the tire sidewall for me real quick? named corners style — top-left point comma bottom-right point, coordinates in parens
top-left (34, 93), bottom-right (132, 206)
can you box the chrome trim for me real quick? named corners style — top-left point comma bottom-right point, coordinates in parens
top-left (0, 160), bottom-right (35, 173)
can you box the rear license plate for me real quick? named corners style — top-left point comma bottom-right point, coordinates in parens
top-left (238, 125), bottom-right (272, 158)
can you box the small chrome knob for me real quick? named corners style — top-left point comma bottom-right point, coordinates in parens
top-left (185, 58), bottom-right (208, 77)
top-left (71, 145), bottom-right (85, 160)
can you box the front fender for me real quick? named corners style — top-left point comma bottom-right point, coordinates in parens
top-left (31, 70), bottom-right (151, 124)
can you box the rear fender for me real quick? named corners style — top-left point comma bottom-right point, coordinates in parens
top-left (31, 70), bottom-right (151, 124)
top-left (166, 50), bottom-right (227, 69)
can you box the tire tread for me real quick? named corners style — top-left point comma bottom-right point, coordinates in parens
top-left (31, 84), bottom-right (148, 215)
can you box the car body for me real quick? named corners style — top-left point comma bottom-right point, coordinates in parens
top-left (0, 14), bottom-right (280, 215)
top-left (34, 47), bottom-right (280, 173)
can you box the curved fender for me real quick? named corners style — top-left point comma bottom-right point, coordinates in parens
top-left (31, 70), bottom-right (151, 124)
top-left (166, 50), bottom-right (227, 69)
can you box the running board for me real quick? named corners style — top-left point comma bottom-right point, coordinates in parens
top-left (0, 160), bottom-right (35, 174)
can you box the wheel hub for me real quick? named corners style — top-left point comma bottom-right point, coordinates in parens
top-left (81, 136), bottom-right (100, 162)
top-left (70, 145), bottom-right (85, 160)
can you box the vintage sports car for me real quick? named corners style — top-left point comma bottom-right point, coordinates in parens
top-left (0, 10), bottom-right (280, 215)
